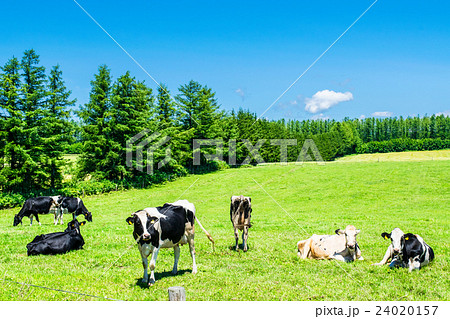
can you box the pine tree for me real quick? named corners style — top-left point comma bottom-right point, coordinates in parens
top-left (155, 83), bottom-right (176, 130)
top-left (20, 49), bottom-right (48, 189)
top-left (0, 57), bottom-right (27, 192)
top-left (109, 72), bottom-right (155, 179)
top-left (176, 80), bottom-right (202, 130)
top-left (78, 65), bottom-right (113, 179)
top-left (42, 65), bottom-right (75, 188)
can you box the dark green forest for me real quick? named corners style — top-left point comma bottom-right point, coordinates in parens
top-left (1, 50), bottom-right (449, 208)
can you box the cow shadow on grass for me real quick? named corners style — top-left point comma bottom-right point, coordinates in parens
top-left (229, 243), bottom-right (250, 252)
top-left (134, 269), bottom-right (190, 289)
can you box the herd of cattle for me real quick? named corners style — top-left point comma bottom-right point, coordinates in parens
top-left (11, 195), bottom-right (435, 285)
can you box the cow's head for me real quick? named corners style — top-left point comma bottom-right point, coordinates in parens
top-left (13, 214), bottom-right (22, 227)
top-left (83, 211), bottom-right (93, 222)
top-left (335, 225), bottom-right (360, 251)
top-left (381, 228), bottom-right (404, 256)
top-left (126, 211), bottom-right (158, 244)
top-left (51, 195), bottom-right (64, 206)
top-left (65, 219), bottom-right (86, 232)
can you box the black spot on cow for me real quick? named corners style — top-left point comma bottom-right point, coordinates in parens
top-left (156, 205), bottom-right (187, 244)
top-left (402, 233), bottom-right (435, 265)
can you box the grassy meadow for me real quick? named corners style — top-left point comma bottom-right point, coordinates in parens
top-left (0, 151), bottom-right (449, 301)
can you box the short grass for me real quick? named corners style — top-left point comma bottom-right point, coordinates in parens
top-left (0, 151), bottom-right (449, 301)
top-left (335, 149), bottom-right (450, 162)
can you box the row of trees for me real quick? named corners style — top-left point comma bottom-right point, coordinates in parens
top-left (285, 115), bottom-right (449, 142)
top-left (1, 50), bottom-right (449, 197)
top-left (0, 50), bottom-right (74, 193)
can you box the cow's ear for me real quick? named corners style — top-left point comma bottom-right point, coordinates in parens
top-left (126, 216), bottom-right (134, 225)
top-left (150, 217), bottom-right (158, 224)
top-left (80, 221), bottom-right (86, 226)
top-left (335, 229), bottom-right (344, 235)
top-left (355, 229), bottom-right (361, 235)
top-left (403, 233), bottom-right (414, 241)
top-left (381, 232), bottom-right (390, 240)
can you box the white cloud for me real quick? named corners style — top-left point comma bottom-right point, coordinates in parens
top-left (304, 90), bottom-right (353, 114)
top-left (235, 88), bottom-right (246, 101)
top-left (371, 111), bottom-right (393, 117)
top-left (435, 110), bottom-right (450, 117)
top-left (359, 114), bottom-right (366, 120)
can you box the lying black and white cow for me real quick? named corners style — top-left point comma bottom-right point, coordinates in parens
top-left (13, 196), bottom-right (63, 226)
top-left (372, 228), bottom-right (434, 271)
top-left (297, 225), bottom-right (364, 262)
top-left (126, 200), bottom-right (214, 285)
top-left (230, 195), bottom-right (252, 251)
top-left (26, 219), bottom-right (86, 256)
top-left (54, 197), bottom-right (93, 225)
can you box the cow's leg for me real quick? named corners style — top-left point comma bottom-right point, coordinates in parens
top-left (149, 247), bottom-right (160, 285)
top-left (172, 245), bottom-right (180, 274)
top-left (35, 214), bottom-right (41, 226)
top-left (140, 245), bottom-right (152, 284)
top-left (331, 254), bottom-right (347, 262)
top-left (234, 227), bottom-right (239, 251)
top-left (54, 212), bottom-right (57, 225)
top-left (408, 257), bottom-right (421, 272)
top-left (187, 230), bottom-right (197, 274)
top-left (372, 246), bottom-right (393, 266)
top-left (242, 226), bottom-right (249, 252)
top-left (29, 215), bottom-right (33, 226)
top-left (388, 256), bottom-right (404, 269)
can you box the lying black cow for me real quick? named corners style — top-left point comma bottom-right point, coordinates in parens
top-left (26, 219), bottom-right (86, 256)
top-left (14, 196), bottom-right (63, 226)
top-left (373, 228), bottom-right (434, 271)
top-left (126, 200), bottom-right (214, 285)
top-left (54, 197), bottom-right (93, 224)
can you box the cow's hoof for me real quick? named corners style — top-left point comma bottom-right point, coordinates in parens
top-left (192, 268), bottom-right (198, 275)
top-left (148, 279), bottom-right (155, 286)
top-left (171, 269), bottom-right (178, 275)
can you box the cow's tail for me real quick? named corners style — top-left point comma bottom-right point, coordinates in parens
top-left (195, 216), bottom-right (215, 251)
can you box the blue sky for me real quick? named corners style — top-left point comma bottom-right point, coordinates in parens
top-left (1, 0), bottom-right (449, 121)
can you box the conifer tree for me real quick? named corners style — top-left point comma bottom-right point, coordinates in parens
top-left (78, 65), bottom-right (112, 179)
top-left (42, 65), bottom-right (75, 188)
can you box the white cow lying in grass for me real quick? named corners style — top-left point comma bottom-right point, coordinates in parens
top-left (297, 225), bottom-right (363, 262)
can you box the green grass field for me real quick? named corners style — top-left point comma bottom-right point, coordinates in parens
top-left (0, 151), bottom-right (449, 301)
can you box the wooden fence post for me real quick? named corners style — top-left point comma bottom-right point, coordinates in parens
top-left (168, 286), bottom-right (186, 301)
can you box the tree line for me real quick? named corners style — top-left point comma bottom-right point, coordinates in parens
top-left (1, 50), bottom-right (449, 206)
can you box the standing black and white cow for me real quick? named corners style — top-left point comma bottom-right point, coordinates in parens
top-left (126, 200), bottom-right (214, 285)
top-left (26, 219), bottom-right (86, 256)
top-left (54, 197), bottom-right (93, 224)
top-left (13, 196), bottom-right (63, 226)
top-left (230, 195), bottom-right (252, 251)
top-left (372, 228), bottom-right (434, 271)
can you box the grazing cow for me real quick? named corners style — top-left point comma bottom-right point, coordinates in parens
top-left (126, 200), bottom-right (214, 285)
top-left (372, 228), bottom-right (434, 271)
top-left (54, 197), bottom-right (93, 225)
top-left (230, 195), bottom-right (252, 251)
top-left (13, 196), bottom-right (63, 226)
top-left (26, 219), bottom-right (86, 256)
top-left (297, 225), bottom-right (363, 262)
